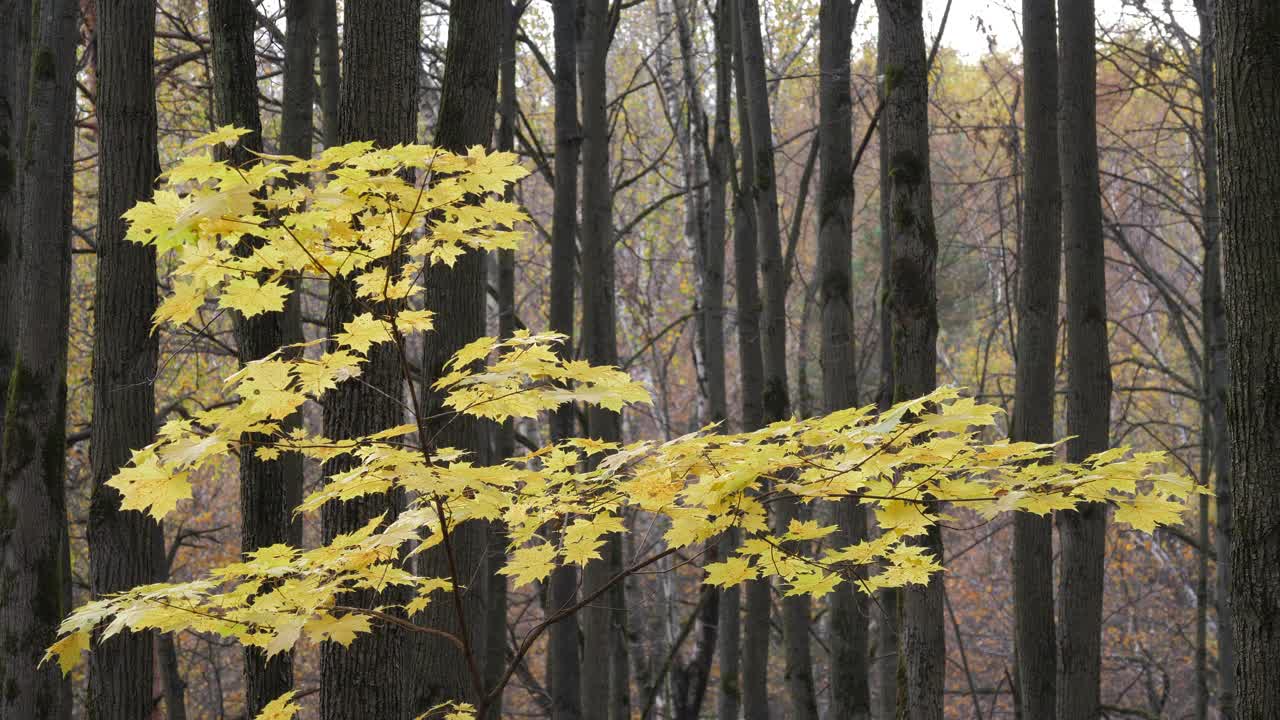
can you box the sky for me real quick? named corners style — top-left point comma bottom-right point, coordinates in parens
top-left (858, 0), bottom-right (1203, 59)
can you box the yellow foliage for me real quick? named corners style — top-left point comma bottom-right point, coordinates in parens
top-left (43, 129), bottom-right (1204, 715)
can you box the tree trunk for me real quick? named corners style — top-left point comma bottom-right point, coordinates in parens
top-left (1217, 0), bottom-right (1280, 716)
top-left (280, 0), bottom-right (317, 160)
top-left (548, 1), bottom-right (584, 717)
top-left (739, 4), bottom-right (818, 719)
top-left (88, 3), bottom-right (166, 718)
top-left (818, 1), bottom-right (871, 718)
top-left (483, 6), bottom-right (523, 718)
top-left (875, 24), bottom-right (900, 720)
top-left (320, 3), bottom-right (419, 718)
top-left (732, 5), bottom-right (770, 719)
top-left (669, 4), bottom-right (722, 715)
top-left (1011, 1), bottom-right (1061, 719)
top-left (157, 634), bottom-right (188, 720)
top-left (708, 7), bottom-right (739, 719)
top-left (1192, 2), bottom-right (1233, 716)
top-left (878, 0), bottom-right (942, 717)
top-left (0, 1), bottom-right (77, 717)
top-left (578, 1), bottom-right (625, 717)
top-left (412, 0), bottom-right (503, 714)
top-left (207, 0), bottom-right (307, 711)
top-left (317, 0), bottom-right (340, 149)
top-left (1056, 1), bottom-right (1111, 718)
top-left (0, 0), bottom-right (30, 444)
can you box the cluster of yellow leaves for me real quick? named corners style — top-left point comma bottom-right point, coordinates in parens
top-left (44, 128), bottom-right (1204, 720)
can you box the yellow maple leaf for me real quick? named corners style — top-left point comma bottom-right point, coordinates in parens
top-left (703, 557), bottom-right (758, 587)
top-left (254, 691), bottom-right (301, 720)
top-left (499, 543), bottom-right (557, 587)
top-left (43, 629), bottom-right (89, 676)
top-left (304, 613), bottom-right (372, 647)
top-left (218, 277), bottom-right (290, 318)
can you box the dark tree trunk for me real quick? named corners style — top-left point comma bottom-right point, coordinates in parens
top-left (878, 0), bottom-right (942, 717)
top-left (578, 1), bottom-right (628, 717)
top-left (411, 0), bottom-right (503, 714)
top-left (1217, 0), bottom-right (1280, 716)
top-left (317, 0), bottom-right (340, 149)
top-left (1056, 2), bottom-right (1111, 718)
top-left (739, 3), bottom-right (818, 718)
top-left (320, 3), bottom-right (419, 718)
top-left (731, 5), bottom-right (769, 718)
top-left (0, 0), bottom-right (29, 441)
top-left (1193, 2), bottom-right (1233, 716)
top-left (483, 6), bottom-right (523, 717)
top-left (88, 3), bottom-right (166, 718)
top-left (157, 634), bottom-right (188, 720)
top-left (818, 1), bottom-right (871, 718)
top-left (708, 6), bottom-right (739, 719)
top-left (206, 0), bottom-right (305, 711)
top-left (548, 1), bottom-right (584, 717)
top-left (0, 1), bottom-right (77, 717)
top-left (1011, 1), bottom-right (1061, 718)
top-left (280, 0), bottom-right (317, 160)
top-left (875, 24), bottom-right (900, 720)
top-left (669, 4), bottom-right (721, 716)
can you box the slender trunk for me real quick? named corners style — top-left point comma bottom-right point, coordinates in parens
top-left (875, 25), bottom-right (899, 720)
top-left (280, 0), bottom-right (317, 160)
top-left (89, 3), bottom-right (166, 717)
top-left (1193, 2), bottom-right (1233, 716)
top-left (413, 1), bottom-right (503, 714)
top-left (668, 4), bottom-right (722, 715)
top-left (483, 6), bottom-right (522, 718)
top-left (548, 2), bottom-right (584, 717)
top-left (1216, 1), bottom-right (1280, 716)
top-left (578, 1), bottom-right (624, 717)
top-left (0, 1), bottom-right (77, 717)
top-left (713, 3), bottom-right (742, 716)
top-left (0, 0), bottom-right (30, 440)
top-left (732, 6), bottom-right (770, 718)
top-left (320, 3), bottom-right (419, 718)
top-left (878, 0), bottom-right (942, 718)
top-left (317, 0), bottom-right (340, 149)
top-left (819, 1), bottom-right (871, 718)
top-left (157, 634), bottom-right (188, 720)
top-left (207, 0), bottom-right (306, 711)
top-left (1056, 2), bottom-right (1111, 718)
top-left (1011, 1), bottom-right (1061, 718)
top-left (739, 4), bottom-right (818, 718)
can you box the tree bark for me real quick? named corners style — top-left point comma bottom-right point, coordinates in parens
top-left (708, 6), bottom-right (740, 718)
top-left (412, 0), bottom-right (502, 714)
top-left (878, 0), bottom-right (942, 717)
top-left (280, 0), bottom-right (317, 160)
top-left (1011, 1), bottom-right (1061, 718)
top-left (1217, 0), bottom-right (1280, 717)
top-left (320, 3), bottom-right (418, 718)
top-left (1056, 1), bottom-right (1111, 718)
top-left (0, 1), bottom-right (77, 717)
top-left (548, 1), bottom-right (584, 717)
top-left (0, 0), bottom-right (30, 443)
top-left (484, 7), bottom-right (523, 717)
top-left (818, 1), bottom-right (871, 718)
top-left (875, 24), bottom-right (900, 720)
top-left (1192, 2), bottom-right (1233, 716)
top-left (578, 1), bottom-right (627, 717)
top-left (206, 0), bottom-right (307, 711)
top-left (732, 7), bottom-right (770, 719)
top-left (739, 4), bottom-right (819, 719)
top-left (317, 0), bottom-right (340, 149)
top-left (88, 3), bottom-right (166, 718)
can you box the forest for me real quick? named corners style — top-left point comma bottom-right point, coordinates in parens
top-left (2, 0), bottom-right (1279, 718)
